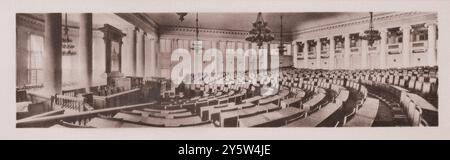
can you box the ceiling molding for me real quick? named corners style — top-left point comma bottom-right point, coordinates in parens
top-left (159, 25), bottom-right (293, 42)
top-left (160, 25), bottom-right (249, 36)
top-left (16, 14), bottom-right (44, 31)
top-left (292, 12), bottom-right (437, 36)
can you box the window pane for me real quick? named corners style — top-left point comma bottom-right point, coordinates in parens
top-left (28, 34), bottom-right (44, 85)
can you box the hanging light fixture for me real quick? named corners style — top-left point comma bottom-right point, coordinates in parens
top-left (245, 12), bottom-right (275, 48)
top-left (190, 13), bottom-right (203, 51)
top-left (360, 12), bottom-right (381, 46)
top-left (174, 13), bottom-right (202, 50)
top-left (278, 15), bottom-right (286, 55)
top-left (176, 13), bottom-right (188, 22)
top-left (62, 13), bottom-right (76, 56)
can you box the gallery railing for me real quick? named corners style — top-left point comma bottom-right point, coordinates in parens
top-left (16, 102), bottom-right (156, 128)
top-left (92, 88), bottom-right (142, 109)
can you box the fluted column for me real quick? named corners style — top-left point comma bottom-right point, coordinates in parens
top-left (379, 29), bottom-right (387, 69)
top-left (344, 34), bottom-right (351, 69)
top-left (149, 37), bottom-right (157, 77)
top-left (267, 43), bottom-right (271, 71)
top-left (361, 34), bottom-right (368, 69)
top-left (401, 25), bottom-right (411, 68)
top-left (136, 30), bottom-right (145, 77)
top-left (79, 13), bottom-right (93, 89)
top-left (293, 41), bottom-right (298, 68)
top-left (427, 23), bottom-right (437, 66)
top-left (127, 27), bottom-right (137, 76)
top-left (244, 42), bottom-right (250, 73)
top-left (303, 40), bottom-right (308, 68)
top-left (43, 13), bottom-right (62, 95)
top-left (316, 38), bottom-right (321, 69)
top-left (329, 36), bottom-right (335, 70)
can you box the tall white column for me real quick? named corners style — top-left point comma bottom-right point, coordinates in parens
top-left (379, 29), bottom-right (387, 69)
top-left (293, 41), bottom-right (298, 68)
top-left (225, 41), bottom-right (236, 79)
top-left (219, 41), bottom-right (227, 79)
top-left (243, 42), bottom-right (250, 72)
top-left (401, 25), bottom-right (411, 68)
top-left (303, 40), bottom-right (308, 68)
top-left (316, 38), bottom-right (321, 69)
top-left (361, 34), bottom-right (368, 69)
top-left (136, 30), bottom-right (145, 77)
top-left (79, 13), bottom-right (93, 89)
top-left (344, 34), bottom-right (350, 69)
top-left (128, 27), bottom-right (137, 76)
top-left (144, 34), bottom-right (154, 78)
top-left (43, 13), bottom-right (62, 95)
top-left (149, 38), bottom-right (157, 77)
top-left (329, 36), bottom-right (335, 70)
top-left (427, 23), bottom-right (437, 66)
top-left (193, 40), bottom-right (203, 82)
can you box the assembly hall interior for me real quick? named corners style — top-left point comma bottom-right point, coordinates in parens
top-left (15, 12), bottom-right (438, 128)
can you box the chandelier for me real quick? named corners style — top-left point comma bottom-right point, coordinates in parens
top-left (62, 13), bottom-right (76, 56)
top-left (191, 13), bottom-right (203, 51)
top-left (176, 13), bottom-right (188, 22)
top-left (245, 12), bottom-right (274, 48)
top-left (277, 15), bottom-right (286, 55)
top-left (360, 12), bottom-right (381, 46)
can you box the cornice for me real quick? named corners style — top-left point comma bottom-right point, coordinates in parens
top-left (292, 12), bottom-right (437, 36)
top-left (16, 14), bottom-right (44, 31)
top-left (159, 25), bottom-right (293, 42)
top-left (160, 26), bottom-right (249, 36)
top-left (155, 12), bottom-right (434, 42)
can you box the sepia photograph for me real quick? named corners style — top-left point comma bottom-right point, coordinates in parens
top-left (14, 11), bottom-right (439, 128)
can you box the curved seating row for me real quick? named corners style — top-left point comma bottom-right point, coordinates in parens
top-left (343, 97), bottom-right (380, 127)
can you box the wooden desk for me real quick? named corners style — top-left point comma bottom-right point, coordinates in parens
top-left (344, 98), bottom-right (379, 127)
top-left (239, 107), bottom-right (303, 127)
top-left (286, 102), bottom-right (340, 127)
top-left (407, 93), bottom-right (438, 112)
top-left (281, 96), bottom-right (303, 108)
top-left (303, 93), bottom-right (326, 111)
top-left (336, 90), bottom-right (349, 102)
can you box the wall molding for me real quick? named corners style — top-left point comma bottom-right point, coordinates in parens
top-left (140, 12), bottom-right (434, 43)
top-left (292, 12), bottom-right (437, 39)
top-left (16, 14), bottom-right (45, 31)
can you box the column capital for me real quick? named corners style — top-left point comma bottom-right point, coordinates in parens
top-left (358, 32), bottom-right (365, 37)
top-left (136, 29), bottom-right (146, 36)
top-left (328, 35), bottom-right (337, 40)
top-left (315, 38), bottom-right (321, 43)
top-left (425, 23), bottom-right (437, 29)
top-left (378, 28), bottom-right (388, 34)
top-left (125, 26), bottom-right (139, 32)
top-left (400, 25), bottom-right (412, 32)
top-left (343, 33), bottom-right (350, 39)
top-left (302, 40), bottom-right (308, 44)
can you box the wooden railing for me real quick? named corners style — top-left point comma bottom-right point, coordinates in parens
top-left (93, 88), bottom-right (142, 109)
top-left (16, 102), bottom-right (156, 128)
top-left (62, 88), bottom-right (86, 97)
top-left (53, 94), bottom-right (85, 112)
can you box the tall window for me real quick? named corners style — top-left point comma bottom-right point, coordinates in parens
top-left (28, 34), bottom-right (43, 86)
